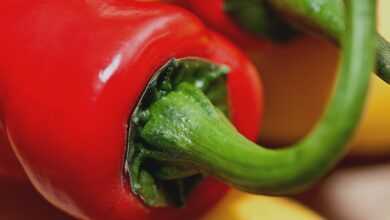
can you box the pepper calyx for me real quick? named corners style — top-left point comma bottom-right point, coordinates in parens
top-left (125, 58), bottom-right (229, 207)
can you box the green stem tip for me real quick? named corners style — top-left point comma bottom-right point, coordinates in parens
top-left (126, 0), bottom-right (376, 208)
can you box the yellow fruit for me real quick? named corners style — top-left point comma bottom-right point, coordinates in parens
top-left (201, 190), bottom-right (322, 220)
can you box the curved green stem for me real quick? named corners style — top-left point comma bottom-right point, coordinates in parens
top-left (138, 0), bottom-right (376, 196)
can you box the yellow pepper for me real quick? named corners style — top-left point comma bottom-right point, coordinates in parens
top-left (256, 0), bottom-right (390, 156)
top-left (201, 190), bottom-right (322, 220)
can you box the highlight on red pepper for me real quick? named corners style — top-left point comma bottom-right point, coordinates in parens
top-left (0, 0), bottom-right (377, 220)
top-left (183, 0), bottom-right (390, 83)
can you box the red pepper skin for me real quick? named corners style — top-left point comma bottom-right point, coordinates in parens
top-left (0, 1), bottom-right (262, 219)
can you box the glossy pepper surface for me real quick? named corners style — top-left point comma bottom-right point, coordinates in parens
top-left (0, 1), bottom-right (262, 219)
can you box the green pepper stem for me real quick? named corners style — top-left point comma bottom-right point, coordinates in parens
top-left (267, 0), bottom-right (390, 83)
top-left (140, 0), bottom-right (376, 194)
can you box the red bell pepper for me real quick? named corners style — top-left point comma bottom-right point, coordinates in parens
top-left (0, 0), bottom-right (377, 220)
top-left (0, 1), bottom-right (262, 219)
